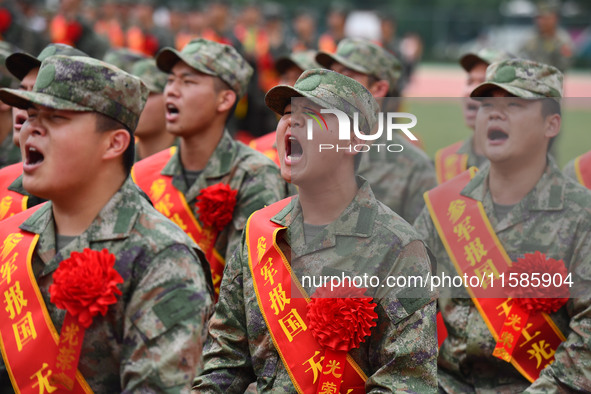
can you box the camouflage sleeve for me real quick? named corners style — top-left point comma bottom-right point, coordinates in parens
top-left (524, 223), bottom-right (591, 393)
top-left (562, 159), bottom-right (577, 182)
top-left (121, 244), bottom-right (214, 393)
top-left (225, 163), bottom-right (285, 258)
top-left (366, 240), bottom-right (438, 392)
top-left (401, 159), bottom-right (437, 224)
top-left (193, 237), bottom-right (254, 393)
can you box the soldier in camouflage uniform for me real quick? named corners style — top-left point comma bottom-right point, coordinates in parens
top-left (133, 38), bottom-right (286, 287)
top-left (0, 44), bottom-right (88, 211)
top-left (518, 0), bottom-right (574, 72)
top-left (0, 41), bottom-right (20, 169)
top-left (414, 59), bottom-right (591, 392)
top-left (130, 58), bottom-right (176, 161)
top-left (316, 38), bottom-right (437, 224)
top-left (0, 55), bottom-right (214, 392)
top-left (194, 69), bottom-right (438, 393)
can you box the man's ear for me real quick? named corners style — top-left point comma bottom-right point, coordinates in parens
top-left (217, 89), bottom-right (237, 113)
top-left (344, 130), bottom-right (365, 157)
top-left (369, 79), bottom-right (390, 98)
top-left (544, 114), bottom-right (561, 139)
top-left (102, 129), bottom-right (130, 161)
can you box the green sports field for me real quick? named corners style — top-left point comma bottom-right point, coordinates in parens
top-left (405, 98), bottom-right (591, 167)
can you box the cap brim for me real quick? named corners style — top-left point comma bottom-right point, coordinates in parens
top-left (315, 52), bottom-right (369, 75)
top-left (6, 52), bottom-right (41, 81)
top-left (470, 82), bottom-right (541, 99)
top-left (275, 57), bottom-right (298, 75)
top-left (0, 88), bottom-right (92, 111)
top-left (459, 54), bottom-right (485, 72)
top-left (155, 47), bottom-right (216, 77)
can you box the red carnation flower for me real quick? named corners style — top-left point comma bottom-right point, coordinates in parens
top-left (65, 21), bottom-right (83, 44)
top-left (307, 284), bottom-right (378, 352)
top-left (49, 248), bottom-right (123, 328)
top-left (196, 183), bottom-right (238, 232)
top-left (507, 251), bottom-right (570, 314)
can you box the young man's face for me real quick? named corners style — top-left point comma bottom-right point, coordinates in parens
top-left (462, 62), bottom-right (488, 130)
top-left (20, 106), bottom-right (108, 200)
top-left (164, 61), bottom-right (220, 137)
top-left (476, 90), bottom-right (557, 165)
top-left (135, 92), bottom-right (166, 138)
top-left (12, 68), bottom-right (39, 147)
top-left (276, 102), bottom-right (354, 187)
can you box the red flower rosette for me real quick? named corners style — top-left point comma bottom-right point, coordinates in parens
top-left (307, 284), bottom-right (378, 352)
top-left (195, 183), bottom-right (238, 232)
top-left (506, 251), bottom-right (570, 314)
top-left (49, 248), bottom-right (123, 328)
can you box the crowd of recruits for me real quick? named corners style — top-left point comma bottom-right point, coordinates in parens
top-left (0, 25), bottom-right (589, 394)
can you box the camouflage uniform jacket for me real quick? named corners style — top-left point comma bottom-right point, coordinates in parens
top-left (456, 135), bottom-right (487, 170)
top-left (413, 159), bottom-right (591, 393)
top-left (519, 28), bottom-right (574, 72)
top-left (158, 131), bottom-right (286, 260)
top-left (562, 157), bottom-right (577, 181)
top-left (194, 178), bottom-right (438, 393)
top-left (6, 174), bottom-right (46, 209)
top-left (0, 134), bottom-right (20, 169)
top-left (357, 133), bottom-right (437, 224)
top-left (0, 177), bottom-right (214, 393)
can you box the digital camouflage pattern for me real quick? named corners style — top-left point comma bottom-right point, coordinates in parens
top-left (460, 48), bottom-right (515, 72)
top-left (194, 179), bottom-right (438, 393)
top-left (470, 59), bottom-right (563, 99)
top-left (454, 135), bottom-right (487, 169)
top-left (562, 156), bottom-right (579, 183)
top-left (274, 50), bottom-right (320, 74)
top-left (103, 47), bottom-right (147, 73)
top-left (414, 160), bottom-right (591, 393)
top-left (131, 58), bottom-right (168, 93)
top-left (148, 131), bottom-right (286, 264)
top-left (265, 68), bottom-right (379, 134)
top-left (6, 43), bottom-right (89, 81)
top-left (0, 177), bottom-right (214, 393)
top-left (0, 55), bottom-right (149, 132)
top-left (156, 38), bottom-right (254, 98)
top-left (357, 133), bottom-right (438, 224)
top-left (316, 38), bottom-right (402, 93)
top-left (0, 41), bottom-right (20, 170)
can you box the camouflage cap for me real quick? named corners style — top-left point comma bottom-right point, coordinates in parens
top-left (131, 58), bottom-right (167, 93)
top-left (536, 0), bottom-right (560, 15)
top-left (103, 48), bottom-right (148, 73)
top-left (471, 59), bottom-right (563, 99)
top-left (156, 38), bottom-right (253, 98)
top-left (0, 55), bottom-right (149, 132)
top-left (265, 68), bottom-right (379, 133)
top-left (459, 48), bottom-right (515, 72)
top-left (316, 38), bottom-right (402, 91)
top-left (6, 43), bottom-right (89, 81)
top-left (275, 50), bottom-right (320, 74)
top-left (0, 41), bottom-right (19, 89)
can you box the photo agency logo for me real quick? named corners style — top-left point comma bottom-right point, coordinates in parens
top-left (304, 107), bottom-right (419, 153)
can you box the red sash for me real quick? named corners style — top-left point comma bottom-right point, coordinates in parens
top-left (0, 163), bottom-right (28, 221)
top-left (573, 151), bottom-right (591, 189)
top-left (424, 168), bottom-right (565, 382)
top-left (249, 132), bottom-right (280, 167)
top-left (246, 199), bottom-right (367, 393)
top-left (435, 141), bottom-right (469, 184)
top-left (132, 147), bottom-right (225, 296)
top-left (0, 206), bottom-right (92, 393)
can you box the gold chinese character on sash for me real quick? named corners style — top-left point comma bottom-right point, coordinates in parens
top-left (150, 179), bottom-right (167, 201)
top-left (257, 236), bottom-right (267, 262)
top-left (61, 323), bottom-right (79, 347)
top-left (323, 359), bottom-right (343, 378)
top-left (154, 194), bottom-right (173, 217)
top-left (473, 259), bottom-right (499, 289)
top-left (260, 258), bottom-right (277, 286)
top-left (4, 280), bottom-right (27, 319)
top-left (56, 346), bottom-right (76, 371)
top-left (498, 331), bottom-right (515, 349)
top-left (0, 254), bottom-right (17, 285)
top-left (447, 200), bottom-right (466, 224)
top-left (453, 216), bottom-right (475, 242)
top-left (30, 363), bottom-right (57, 394)
top-left (303, 350), bottom-right (324, 383)
top-left (444, 156), bottom-right (459, 182)
top-left (527, 340), bottom-right (555, 369)
top-left (269, 283), bottom-right (290, 315)
top-left (278, 308), bottom-right (307, 342)
top-left (0, 196), bottom-right (13, 220)
top-left (496, 298), bottom-right (513, 318)
top-left (464, 238), bottom-right (487, 266)
top-left (170, 213), bottom-right (188, 231)
top-left (504, 314), bottom-right (522, 331)
top-left (319, 381), bottom-right (338, 394)
top-left (12, 311), bottom-right (36, 351)
top-left (519, 322), bottom-right (541, 348)
top-left (1, 233), bottom-right (23, 260)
